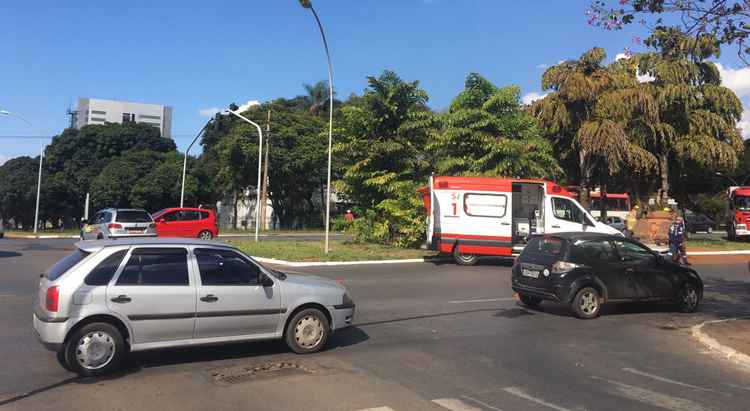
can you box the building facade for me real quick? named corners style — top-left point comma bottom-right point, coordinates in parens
top-left (74, 97), bottom-right (173, 138)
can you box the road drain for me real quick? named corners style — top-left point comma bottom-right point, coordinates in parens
top-left (209, 361), bottom-right (315, 386)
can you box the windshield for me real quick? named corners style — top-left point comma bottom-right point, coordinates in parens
top-left (151, 209), bottom-right (168, 219)
top-left (734, 196), bottom-right (750, 211)
top-left (116, 210), bottom-right (153, 223)
top-left (522, 236), bottom-right (566, 257)
top-left (45, 250), bottom-right (90, 280)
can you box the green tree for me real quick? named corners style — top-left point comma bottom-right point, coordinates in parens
top-left (0, 156), bottom-right (39, 228)
top-left (303, 81), bottom-right (332, 115)
top-left (429, 73), bottom-right (561, 179)
top-left (637, 28), bottom-right (744, 204)
top-left (534, 48), bottom-right (657, 212)
top-left (336, 70), bottom-right (437, 246)
top-left (89, 150), bottom-right (163, 210)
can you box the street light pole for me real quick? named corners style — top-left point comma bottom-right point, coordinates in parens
top-left (225, 109), bottom-right (264, 242)
top-left (299, 0), bottom-right (334, 254)
top-left (0, 110), bottom-right (43, 233)
top-left (180, 120), bottom-right (213, 208)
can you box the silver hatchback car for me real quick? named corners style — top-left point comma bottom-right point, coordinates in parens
top-left (80, 208), bottom-right (157, 240)
top-left (33, 238), bottom-right (355, 376)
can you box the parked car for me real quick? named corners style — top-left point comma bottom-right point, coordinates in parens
top-left (685, 213), bottom-right (715, 234)
top-left (151, 207), bottom-right (218, 240)
top-left (511, 232), bottom-right (702, 319)
top-left (33, 237), bottom-right (355, 376)
top-left (603, 216), bottom-right (626, 232)
top-left (80, 209), bottom-right (157, 240)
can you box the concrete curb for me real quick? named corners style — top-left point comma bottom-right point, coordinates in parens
top-left (252, 256), bottom-right (439, 267)
top-left (5, 234), bottom-right (79, 239)
top-left (691, 317), bottom-right (750, 369)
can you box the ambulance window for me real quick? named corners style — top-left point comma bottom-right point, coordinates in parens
top-left (464, 194), bottom-right (507, 218)
top-left (552, 197), bottom-right (583, 223)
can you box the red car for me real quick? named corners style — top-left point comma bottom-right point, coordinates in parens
top-left (151, 207), bottom-right (219, 240)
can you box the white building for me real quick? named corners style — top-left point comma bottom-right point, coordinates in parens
top-left (74, 97), bottom-right (173, 138)
top-left (216, 189), bottom-right (275, 230)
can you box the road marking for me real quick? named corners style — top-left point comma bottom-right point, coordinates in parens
top-left (724, 383), bottom-right (750, 392)
top-left (591, 376), bottom-right (708, 411)
top-left (432, 398), bottom-right (483, 411)
top-left (460, 395), bottom-right (504, 411)
top-left (500, 387), bottom-right (572, 411)
top-left (353, 407), bottom-right (395, 411)
top-left (621, 368), bottom-right (727, 395)
top-left (449, 298), bottom-right (515, 304)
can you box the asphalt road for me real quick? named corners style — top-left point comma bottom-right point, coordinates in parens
top-left (0, 238), bottom-right (749, 411)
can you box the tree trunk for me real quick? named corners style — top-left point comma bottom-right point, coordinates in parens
top-left (658, 152), bottom-right (669, 207)
top-left (232, 192), bottom-right (238, 230)
top-left (600, 182), bottom-right (608, 220)
top-left (578, 150), bottom-right (592, 210)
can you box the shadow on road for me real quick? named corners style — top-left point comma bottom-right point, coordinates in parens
top-left (0, 377), bottom-right (79, 407)
top-left (426, 255), bottom-right (514, 267)
top-left (0, 250), bottom-right (22, 258)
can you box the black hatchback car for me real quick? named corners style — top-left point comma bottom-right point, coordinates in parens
top-left (511, 233), bottom-right (702, 319)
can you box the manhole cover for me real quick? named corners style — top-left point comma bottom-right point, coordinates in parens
top-left (208, 361), bottom-right (316, 386)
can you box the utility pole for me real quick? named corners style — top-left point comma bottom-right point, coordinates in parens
top-left (260, 109), bottom-right (271, 230)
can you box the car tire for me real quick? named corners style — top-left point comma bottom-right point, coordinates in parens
top-left (63, 322), bottom-right (126, 376)
top-left (571, 287), bottom-right (601, 319)
top-left (453, 246), bottom-right (478, 266)
top-left (198, 230), bottom-right (213, 240)
top-left (56, 348), bottom-right (74, 372)
top-left (519, 294), bottom-right (543, 308)
top-left (285, 308), bottom-right (330, 354)
top-left (676, 283), bottom-right (700, 313)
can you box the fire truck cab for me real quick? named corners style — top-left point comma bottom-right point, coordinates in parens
top-left (728, 186), bottom-right (750, 240)
top-left (419, 176), bottom-right (622, 265)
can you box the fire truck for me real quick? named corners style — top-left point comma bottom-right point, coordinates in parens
top-left (727, 186), bottom-right (750, 240)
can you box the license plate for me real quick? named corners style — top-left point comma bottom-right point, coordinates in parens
top-left (128, 229), bottom-right (143, 233)
top-left (522, 269), bottom-right (540, 278)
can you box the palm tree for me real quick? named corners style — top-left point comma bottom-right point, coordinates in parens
top-left (302, 81), bottom-right (330, 115)
top-left (534, 48), bottom-right (656, 212)
top-left (636, 27), bottom-right (744, 205)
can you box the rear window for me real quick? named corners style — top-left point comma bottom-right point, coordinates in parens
top-left (45, 250), bottom-right (90, 280)
top-left (84, 250), bottom-right (127, 286)
top-left (523, 236), bottom-right (566, 257)
top-left (116, 248), bottom-right (189, 286)
top-left (116, 210), bottom-right (152, 223)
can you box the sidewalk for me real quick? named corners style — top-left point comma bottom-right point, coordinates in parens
top-left (693, 318), bottom-right (750, 369)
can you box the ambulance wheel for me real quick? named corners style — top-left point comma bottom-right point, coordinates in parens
top-left (453, 246), bottom-right (478, 266)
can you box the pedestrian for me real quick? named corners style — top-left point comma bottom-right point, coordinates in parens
top-left (625, 205), bottom-right (638, 237)
top-left (668, 216), bottom-right (689, 265)
top-left (345, 209), bottom-right (354, 222)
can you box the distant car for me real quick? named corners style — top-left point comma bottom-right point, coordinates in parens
top-left (0, 219), bottom-right (4, 238)
top-left (33, 237), bottom-right (355, 376)
top-left (80, 209), bottom-right (157, 240)
top-left (151, 207), bottom-right (219, 240)
top-left (685, 213), bottom-right (715, 234)
top-left (603, 216), bottom-right (626, 232)
top-left (512, 232), bottom-right (702, 319)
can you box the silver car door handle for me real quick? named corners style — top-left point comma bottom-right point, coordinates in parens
top-left (501, 222), bottom-right (511, 226)
top-left (552, 225), bottom-right (561, 228)
top-left (200, 294), bottom-right (219, 303)
top-left (110, 295), bottom-right (131, 303)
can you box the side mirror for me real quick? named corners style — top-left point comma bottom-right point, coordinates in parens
top-left (261, 275), bottom-right (274, 287)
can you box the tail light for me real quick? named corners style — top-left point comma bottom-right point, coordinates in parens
top-left (107, 223), bottom-right (123, 229)
top-left (46, 286), bottom-right (59, 312)
top-left (551, 261), bottom-right (580, 275)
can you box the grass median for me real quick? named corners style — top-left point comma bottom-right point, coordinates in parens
top-left (230, 239), bottom-right (436, 262)
top-left (687, 237), bottom-right (750, 251)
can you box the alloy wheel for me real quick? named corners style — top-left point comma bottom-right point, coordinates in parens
top-left (579, 291), bottom-right (599, 315)
top-left (294, 315), bottom-right (324, 349)
top-left (75, 331), bottom-right (116, 370)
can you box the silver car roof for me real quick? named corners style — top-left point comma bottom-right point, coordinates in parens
top-left (75, 238), bottom-right (234, 253)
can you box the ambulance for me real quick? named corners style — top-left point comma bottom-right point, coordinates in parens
top-left (419, 176), bottom-right (622, 265)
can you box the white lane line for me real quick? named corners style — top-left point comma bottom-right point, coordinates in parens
top-left (591, 376), bottom-right (708, 411)
top-left (449, 298), bottom-right (515, 304)
top-left (500, 387), bottom-right (572, 411)
top-left (460, 395), bottom-right (504, 411)
top-left (432, 398), bottom-right (483, 411)
top-left (353, 407), bottom-right (396, 411)
top-left (621, 368), bottom-right (728, 395)
top-left (724, 383), bottom-right (750, 392)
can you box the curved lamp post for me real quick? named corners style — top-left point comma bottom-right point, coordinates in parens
top-left (0, 110), bottom-right (43, 233)
top-left (180, 119), bottom-right (214, 207)
top-left (225, 109), bottom-right (264, 243)
top-left (299, 0), bottom-right (334, 254)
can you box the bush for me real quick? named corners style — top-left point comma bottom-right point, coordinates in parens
top-left (693, 193), bottom-right (726, 223)
top-left (351, 182), bottom-right (426, 248)
top-left (331, 216), bottom-right (352, 232)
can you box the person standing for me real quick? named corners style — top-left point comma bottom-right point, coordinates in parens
top-left (668, 216), bottom-right (688, 265)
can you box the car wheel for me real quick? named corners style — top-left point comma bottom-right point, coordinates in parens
top-left (198, 230), bottom-right (213, 240)
top-left (572, 287), bottom-right (601, 319)
top-left (64, 322), bottom-right (126, 376)
top-left (453, 246), bottom-right (478, 266)
top-left (676, 283), bottom-right (700, 313)
top-left (285, 308), bottom-right (330, 354)
top-left (519, 294), bottom-right (543, 308)
top-left (56, 348), bottom-right (74, 372)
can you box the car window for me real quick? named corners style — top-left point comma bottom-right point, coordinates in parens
top-left (103, 212), bottom-right (113, 223)
top-left (552, 197), bottom-right (583, 223)
top-left (181, 211), bottom-right (200, 221)
top-left (569, 240), bottom-right (617, 264)
top-left (116, 248), bottom-right (189, 285)
top-left (195, 248), bottom-right (260, 285)
top-left (116, 210), bottom-right (152, 223)
top-left (84, 250), bottom-right (127, 286)
top-left (614, 240), bottom-right (654, 264)
top-left (463, 193), bottom-right (507, 218)
top-left (199, 211), bottom-right (210, 220)
top-left (161, 211), bottom-right (180, 222)
top-left (45, 250), bottom-right (90, 280)
top-left (523, 236), bottom-right (566, 257)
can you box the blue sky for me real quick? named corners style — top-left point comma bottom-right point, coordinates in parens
top-left (1, 0), bottom-right (748, 164)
